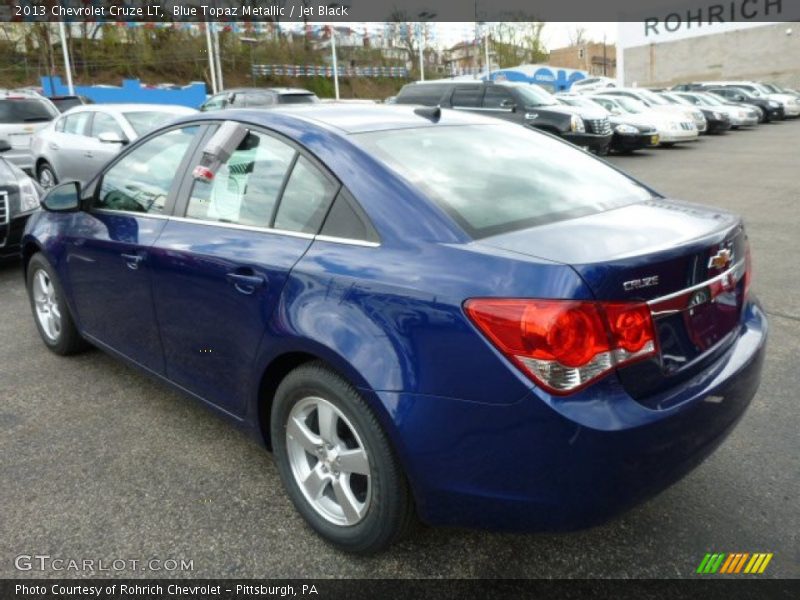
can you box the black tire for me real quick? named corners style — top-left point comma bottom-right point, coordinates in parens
top-left (37, 162), bottom-right (58, 189)
top-left (271, 361), bottom-right (415, 554)
top-left (26, 253), bottom-right (88, 355)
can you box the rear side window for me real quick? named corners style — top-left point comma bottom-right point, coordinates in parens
top-left (63, 112), bottom-right (91, 136)
top-left (0, 99), bottom-right (57, 123)
top-left (91, 112), bottom-right (125, 139)
top-left (273, 156), bottom-right (338, 234)
top-left (278, 94), bottom-right (319, 104)
top-left (186, 131), bottom-right (295, 227)
top-left (395, 84), bottom-right (449, 106)
top-left (451, 87), bottom-right (483, 108)
top-left (355, 124), bottom-right (652, 239)
top-left (319, 189), bottom-right (379, 243)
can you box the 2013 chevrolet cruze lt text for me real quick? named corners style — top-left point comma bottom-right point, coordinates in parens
top-left (22, 106), bottom-right (767, 553)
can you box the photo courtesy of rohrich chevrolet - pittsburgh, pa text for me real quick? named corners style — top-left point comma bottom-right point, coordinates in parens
top-left (0, 0), bottom-right (797, 598)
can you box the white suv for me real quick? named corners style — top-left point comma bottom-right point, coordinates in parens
top-left (0, 93), bottom-right (59, 173)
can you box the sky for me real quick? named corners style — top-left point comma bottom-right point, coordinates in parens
top-left (432, 22), bottom-right (618, 50)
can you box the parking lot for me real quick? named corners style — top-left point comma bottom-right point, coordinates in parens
top-left (1, 120), bottom-right (798, 579)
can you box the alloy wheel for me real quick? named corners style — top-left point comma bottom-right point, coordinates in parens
top-left (32, 269), bottom-right (61, 342)
top-left (285, 396), bottom-right (371, 526)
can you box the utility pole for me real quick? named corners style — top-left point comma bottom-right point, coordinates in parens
top-left (330, 26), bottom-right (339, 100)
top-left (603, 33), bottom-right (607, 76)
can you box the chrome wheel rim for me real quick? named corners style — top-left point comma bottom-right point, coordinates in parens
top-left (32, 269), bottom-right (61, 342)
top-left (286, 396), bottom-right (371, 526)
top-left (38, 167), bottom-right (54, 189)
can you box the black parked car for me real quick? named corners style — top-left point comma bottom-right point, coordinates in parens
top-left (703, 87), bottom-right (784, 122)
top-left (0, 139), bottom-right (41, 260)
top-left (394, 80), bottom-right (613, 154)
top-left (558, 95), bottom-right (658, 154)
top-left (200, 87), bottom-right (319, 111)
top-left (48, 95), bottom-right (94, 113)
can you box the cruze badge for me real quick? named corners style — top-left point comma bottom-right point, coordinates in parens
top-left (708, 248), bottom-right (733, 270)
top-left (623, 275), bottom-right (660, 291)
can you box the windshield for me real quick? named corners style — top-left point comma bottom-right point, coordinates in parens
top-left (636, 90), bottom-right (670, 106)
top-left (354, 124), bottom-right (652, 238)
top-left (507, 84), bottom-right (558, 107)
top-left (689, 94), bottom-right (717, 107)
top-left (0, 98), bottom-right (58, 123)
top-left (663, 93), bottom-right (691, 106)
top-left (560, 96), bottom-right (604, 111)
top-left (51, 97), bottom-right (84, 112)
top-left (614, 97), bottom-right (647, 114)
top-left (123, 111), bottom-right (179, 136)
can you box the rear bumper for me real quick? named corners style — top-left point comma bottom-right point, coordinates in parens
top-left (380, 299), bottom-right (767, 531)
top-left (562, 132), bottom-right (613, 153)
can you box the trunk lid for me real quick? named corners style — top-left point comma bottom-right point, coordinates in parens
top-left (479, 198), bottom-right (749, 405)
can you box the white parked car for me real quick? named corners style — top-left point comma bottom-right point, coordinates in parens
top-left (31, 103), bottom-right (197, 188)
top-left (673, 91), bottom-right (760, 127)
top-left (596, 87), bottom-right (708, 133)
top-left (590, 95), bottom-right (699, 146)
top-left (569, 76), bottom-right (618, 93)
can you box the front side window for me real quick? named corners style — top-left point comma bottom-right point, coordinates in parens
top-left (273, 156), bottom-right (338, 234)
top-left (186, 131), bottom-right (295, 227)
top-left (483, 87), bottom-right (514, 109)
top-left (355, 124), bottom-right (653, 239)
top-left (95, 126), bottom-right (198, 214)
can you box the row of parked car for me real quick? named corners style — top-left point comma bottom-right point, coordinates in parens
top-left (1, 77), bottom-right (797, 260)
top-left (390, 78), bottom-right (800, 155)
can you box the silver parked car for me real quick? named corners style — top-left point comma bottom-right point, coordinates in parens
top-left (0, 92), bottom-right (60, 173)
top-left (31, 104), bottom-right (197, 188)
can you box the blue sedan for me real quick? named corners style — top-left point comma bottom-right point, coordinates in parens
top-left (22, 105), bottom-right (767, 553)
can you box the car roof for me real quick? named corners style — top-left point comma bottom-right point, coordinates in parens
top-left (62, 104), bottom-right (197, 115)
top-left (186, 104), bottom-right (500, 134)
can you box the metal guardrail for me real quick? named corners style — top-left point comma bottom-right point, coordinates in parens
top-left (252, 64), bottom-right (409, 78)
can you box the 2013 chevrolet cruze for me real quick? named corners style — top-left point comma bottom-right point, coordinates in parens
top-left (22, 105), bottom-right (767, 553)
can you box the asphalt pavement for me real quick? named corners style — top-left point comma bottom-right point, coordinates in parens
top-left (1, 119), bottom-right (798, 579)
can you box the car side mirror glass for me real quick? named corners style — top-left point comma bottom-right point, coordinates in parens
top-left (41, 181), bottom-right (81, 212)
top-left (0, 139), bottom-right (11, 153)
top-left (500, 99), bottom-right (517, 111)
top-left (98, 131), bottom-right (128, 144)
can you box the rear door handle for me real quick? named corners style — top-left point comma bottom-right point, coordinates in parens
top-left (120, 253), bottom-right (144, 270)
top-left (226, 271), bottom-right (265, 295)
top-left (84, 151), bottom-right (93, 158)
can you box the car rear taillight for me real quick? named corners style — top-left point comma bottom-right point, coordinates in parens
top-left (744, 240), bottom-right (753, 300)
top-left (464, 299), bottom-right (657, 395)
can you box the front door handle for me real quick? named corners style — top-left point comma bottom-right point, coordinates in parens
top-left (226, 271), bottom-right (265, 295)
top-left (120, 253), bottom-right (144, 270)
top-left (84, 151), bottom-right (94, 158)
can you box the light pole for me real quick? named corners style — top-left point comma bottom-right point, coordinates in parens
top-left (241, 37), bottom-right (258, 85)
top-left (57, 22), bottom-right (74, 95)
top-left (205, 22), bottom-right (218, 94)
top-left (329, 26), bottom-right (340, 100)
top-left (416, 12), bottom-right (436, 82)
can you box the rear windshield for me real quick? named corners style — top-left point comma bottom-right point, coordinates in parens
top-left (0, 98), bottom-right (58, 123)
top-left (51, 97), bottom-right (84, 112)
top-left (123, 111), bottom-right (178, 135)
top-left (355, 124), bottom-right (653, 238)
top-left (278, 94), bottom-right (319, 104)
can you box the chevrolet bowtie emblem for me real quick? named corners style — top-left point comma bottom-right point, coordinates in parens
top-left (708, 248), bottom-right (733, 270)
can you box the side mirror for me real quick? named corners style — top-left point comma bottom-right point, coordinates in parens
top-left (98, 131), bottom-right (128, 144)
top-left (41, 181), bottom-right (81, 212)
top-left (0, 139), bottom-right (11, 153)
top-left (500, 99), bottom-right (517, 111)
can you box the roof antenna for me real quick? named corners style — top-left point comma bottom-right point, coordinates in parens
top-left (414, 106), bottom-right (441, 123)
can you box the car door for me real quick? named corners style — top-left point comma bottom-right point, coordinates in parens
top-left (52, 111), bottom-right (94, 181)
top-left (65, 125), bottom-right (203, 373)
top-left (83, 111), bottom-right (128, 181)
top-left (149, 125), bottom-right (339, 416)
